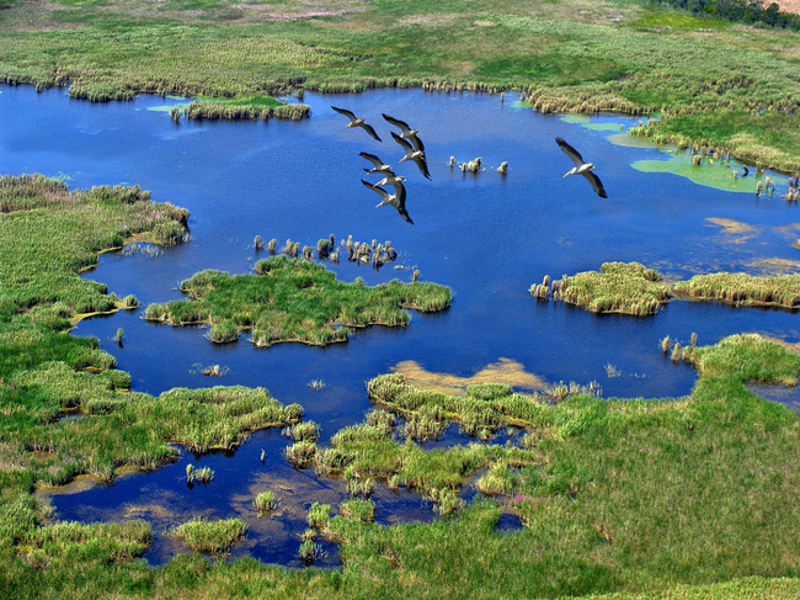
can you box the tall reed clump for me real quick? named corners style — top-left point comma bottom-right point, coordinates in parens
top-left (182, 97), bottom-right (310, 122)
top-left (169, 517), bottom-right (247, 556)
top-left (144, 256), bottom-right (451, 348)
top-left (253, 490), bottom-right (277, 514)
top-left (674, 272), bottom-right (800, 310)
top-left (549, 262), bottom-right (671, 315)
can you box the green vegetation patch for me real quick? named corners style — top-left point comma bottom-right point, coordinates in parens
top-left (0, 174), bottom-right (189, 322)
top-left (169, 517), bottom-right (247, 556)
top-left (22, 520), bottom-right (152, 569)
top-left (144, 255), bottom-right (452, 347)
top-left (175, 97), bottom-right (310, 122)
top-left (316, 407), bottom-right (542, 515)
top-left (631, 111), bottom-right (800, 174)
top-left (542, 262), bottom-right (671, 315)
top-left (632, 12), bottom-right (731, 30)
top-left (311, 333), bottom-right (800, 597)
top-left (675, 272), bottom-right (800, 311)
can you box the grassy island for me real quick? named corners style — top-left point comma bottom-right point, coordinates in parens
top-left (675, 272), bottom-right (800, 310)
top-left (144, 256), bottom-right (452, 346)
top-left (535, 262), bottom-right (671, 315)
top-left (1, 1), bottom-right (800, 170)
top-left (171, 95), bottom-right (310, 122)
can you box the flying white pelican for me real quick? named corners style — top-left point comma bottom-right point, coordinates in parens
top-left (331, 107), bottom-right (382, 142)
top-left (373, 173), bottom-right (407, 187)
top-left (361, 179), bottom-right (414, 225)
top-left (382, 113), bottom-right (425, 154)
top-left (556, 137), bottom-right (607, 198)
top-left (360, 152), bottom-right (393, 174)
top-left (391, 132), bottom-right (431, 180)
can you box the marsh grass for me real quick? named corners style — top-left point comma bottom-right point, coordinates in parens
top-left (674, 272), bottom-right (800, 310)
top-left (253, 490), bottom-right (277, 514)
top-left (549, 262), bottom-right (670, 315)
top-left (176, 97), bottom-right (310, 122)
top-left (0, 175), bottom-right (189, 322)
top-left (169, 517), bottom-right (247, 556)
top-left (144, 256), bottom-right (452, 347)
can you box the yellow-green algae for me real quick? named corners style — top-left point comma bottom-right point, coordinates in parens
top-left (633, 150), bottom-right (789, 193)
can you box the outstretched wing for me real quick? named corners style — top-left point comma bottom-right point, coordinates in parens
top-left (359, 122), bottom-right (382, 142)
top-left (391, 131), bottom-right (414, 153)
top-left (408, 133), bottom-right (425, 155)
top-left (382, 113), bottom-right (412, 134)
top-left (556, 137), bottom-right (585, 168)
top-left (331, 106), bottom-right (357, 121)
top-left (361, 179), bottom-right (389, 201)
top-left (413, 156), bottom-right (431, 180)
top-left (583, 171), bottom-right (608, 198)
top-left (360, 152), bottom-right (387, 168)
top-left (396, 205), bottom-right (414, 225)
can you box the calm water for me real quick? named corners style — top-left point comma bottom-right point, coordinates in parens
top-left (3, 84), bottom-right (800, 566)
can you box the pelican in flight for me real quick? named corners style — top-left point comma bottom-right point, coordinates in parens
top-left (556, 137), bottom-right (607, 198)
top-left (331, 107), bottom-right (382, 142)
top-left (373, 172), bottom-right (407, 187)
top-left (392, 132), bottom-right (431, 180)
top-left (382, 113), bottom-right (425, 154)
top-left (360, 152), bottom-right (393, 174)
top-left (361, 179), bottom-right (414, 225)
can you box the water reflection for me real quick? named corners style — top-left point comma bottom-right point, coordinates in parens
top-left (3, 84), bottom-right (800, 566)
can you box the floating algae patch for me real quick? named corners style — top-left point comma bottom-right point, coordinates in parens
top-left (559, 114), bottom-right (590, 124)
top-left (390, 357), bottom-right (546, 395)
top-left (745, 257), bottom-right (800, 277)
top-left (705, 217), bottom-right (758, 235)
top-left (584, 122), bottom-right (625, 132)
top-left (632, 151), bottom-right (778, 193)
top-left (607, 132), bottom-right (659, 148)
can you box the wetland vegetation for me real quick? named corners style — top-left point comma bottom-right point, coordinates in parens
top-left (675, 272), bottom-right (800, 309)
top-left (4, 1), bottom-right (800, 598)
top-left (143, 256), bottom-right (452, 347)
top-left (535, 262), bottom-right (671, 315)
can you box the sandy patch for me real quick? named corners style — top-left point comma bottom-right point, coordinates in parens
top-left (744, 257), bottom-right (800, 276)
top-left (391, 357), bottom-right (546, 395)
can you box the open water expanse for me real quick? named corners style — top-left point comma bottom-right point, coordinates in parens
top-left (3, 84), bottom-right (800, 567)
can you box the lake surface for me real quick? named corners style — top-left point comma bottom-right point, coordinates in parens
top-left (3, 84), bottom-right (800, 566)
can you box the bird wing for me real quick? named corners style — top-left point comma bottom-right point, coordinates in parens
top-left (413, 155), bottom-right (432, 180)
top-left (332, 106), bottom-right (357, 121)
top-left (397, 205), bottom-right (414, 225)
top-left (408, 133), bottom-right (426, 154)
top-left (382, 113), bottom-right (412, 134)
top-left (556, 137), bottom-right (586, 168)
top-left (361, 179), bottom-right (390, 201)
top-left (359, 122), bottom-right (382, 142)
top-left (583, 171), bottom-right (608, 198)
top-left (391, 179), bottom-right (407, 202)
top-left (391, 131), bottom-right (414, 153)
top-left (360, 152), bottom-right (387, 168)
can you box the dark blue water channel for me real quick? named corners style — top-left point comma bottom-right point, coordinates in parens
top-left (3, 84), bottom-right (800, 566)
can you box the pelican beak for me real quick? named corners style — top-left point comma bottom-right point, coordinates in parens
top-left (563, 168), bottom-right (576, 178)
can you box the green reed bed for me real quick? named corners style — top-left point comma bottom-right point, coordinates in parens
top-left (144, 256), bottom-right (452, 347)
top-left (7, 336), bottom-right (800, 598)
top-left (305, 333), bottom-right (800, 598)
top-left (316, 407), bottom-right (542, 514)
top-left (172, 96), bottom-right (310, 122)
top-left (169, 517), bottom-right (247, 556)
top-left (21, 520), bottom-right (152, 569)
top-left (674, 272), bottom-right (800, 310)
top-left (541, 262), bottom-right (671, 315)
top-left (368, 373), bottom-right (556, 438)
top-left (0, 175), bottom-right (189, 323)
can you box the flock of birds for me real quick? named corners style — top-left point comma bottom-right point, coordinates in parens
top-left (331, 106), bottom-right (608, 225)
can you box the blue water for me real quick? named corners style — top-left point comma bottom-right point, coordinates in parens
top-left (4, 84), bottom-right (800, 566)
